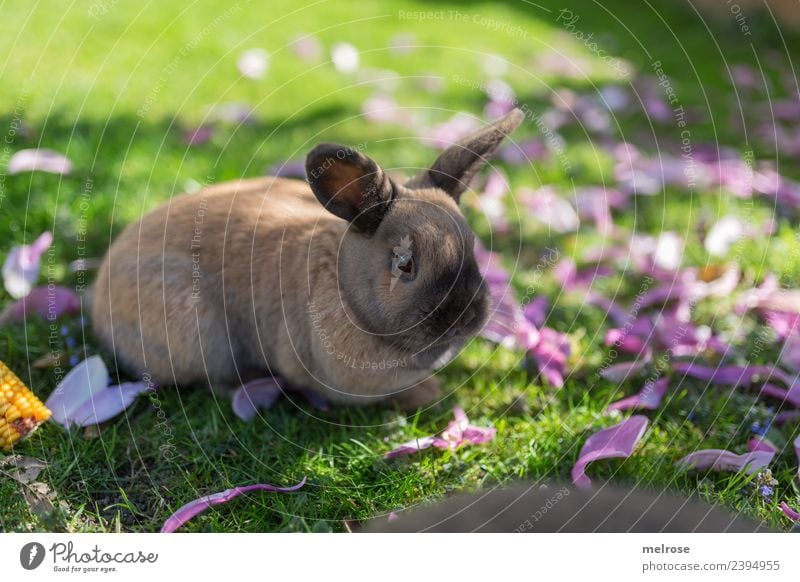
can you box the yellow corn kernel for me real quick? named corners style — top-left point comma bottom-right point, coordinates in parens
top-left (0, 360), bottom-right (51, 450)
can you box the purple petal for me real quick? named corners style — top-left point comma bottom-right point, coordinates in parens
top-left (160, 478), bottom-right (307, 533)
top-left (45, 356), bottom-right (110, 427)
top-left (747, 437), bottom-right (778, 454)
top-left (780, 334), bottom-right (800, 370)
top-left (7, 148), bottom-right (72, 175)
top-left (237, 48), bottom-right (269, 79)
top-left (795, 434), bottom-right (800, 480)
top-left (586, 291), bottom-right (629, 327)
top-left (475, 241), bottom-right (539, 350)
top-left (571, 415), bottom-right (648, 489)
top-left (70, 381), bottom-right (152, 427)
top-left (499, 139), bottom-right (547, 165)
top-left (774, 410), bottom-right (800, 426)
top-left (2, 231), bottom-right (53, 298)
top-left (674, 362), bottom-right (794, 388)
top-left (384, 436), bottom-right (437, 459)
top-left (530, 327), bottom-right (570, 388)
top-left (232, 377), bottom-right (282, 422)
top-left (183, 125), bottom-right (215, 146)
top-left (676, 449), bottom-right (774, 474)
top-left (607, 378), bottom-right (669, 412)
top-left (0, 285), bottom-right (81, 326)
top-left (758, 383), bottom-right (800, 408)
top-left (779, 502), bottom-right (800, 521)
top-left (600, 358), bottom-right (650, 383)
top-left (522, 296), bottom-right (549, 328)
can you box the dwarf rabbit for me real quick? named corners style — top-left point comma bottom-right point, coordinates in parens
top-left (91, 109), bottom-right (524, 409)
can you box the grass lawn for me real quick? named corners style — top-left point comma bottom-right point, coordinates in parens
top-left (2, 0), bottom-right (800, 532)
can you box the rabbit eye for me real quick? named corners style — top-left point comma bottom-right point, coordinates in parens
top-left (391, 251), bottom-right (416, 280)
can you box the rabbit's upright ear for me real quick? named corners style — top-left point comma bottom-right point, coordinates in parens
top-left (306, 144), bottom-right (395, 234)
top-left (410, 108), bottom-right (524, 201)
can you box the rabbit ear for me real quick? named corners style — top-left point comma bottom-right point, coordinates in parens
top-left (410, 108), bottom-right (524, 201)
top-left (306, 143), bottom-right (395, 234)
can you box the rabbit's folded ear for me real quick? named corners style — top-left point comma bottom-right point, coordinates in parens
top-left (306, 143), bottom-right (395, 234)
top-left (410, 108), bottom-right (524, 201)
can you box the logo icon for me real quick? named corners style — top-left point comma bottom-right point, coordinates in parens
top-left (20, 542), bottom-right (46, 570)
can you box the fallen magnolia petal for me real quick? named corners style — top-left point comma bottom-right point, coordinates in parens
top-left (70, 381), bottom-right (152, 427)
top-left (585, 291), bottom-right (629, 327)
top-left (674, 362), bottom-right (793, 388)
top-left (779, 334), bottom-right (800, 371)
top-left (607, 378), bottom-right (669, 412)
top-left (758, 383), bottom-right (800, 408)
top-left (600, 352), bottom-right (651, 384)
top-left (675, 449), bottom-right (774, 474)
top-left (183, 125), bottom-right (215, 146)
top-left (530, 327), bottom-right (570, 388)
top-left (747, 437), bottom-right (779, 453)
top-left (2, 232), bottom-right (53, 298)
top-left (422, 112), bottom-right (480, 149)
top-left (779, 502), bottom-right (800, 521)
top-left (7, 149), bottom-right (72, 175)
top-left (384, 436), bottom-right (437, 459)
top-left (774, 410), bottom-right (800, 426)
top-left (160, 478), bottom-right (307, 533)
top-left (795, 435), bottom-right (800, 480)
top-left (0, 285), bottom-right (81, 326)
top-left (522, 296), bottom-right (549, 328)
top-left (232, 378), bottom-right (283, 422)
top-left (385, 406), bottom-right (495, 458)
top-left (45, 356), bottom-right (110, 427)
top-left (571, 415), bottom-right (648, 489)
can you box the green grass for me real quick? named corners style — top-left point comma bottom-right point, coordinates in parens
top-left (2, 0), bottom-right (800, 532)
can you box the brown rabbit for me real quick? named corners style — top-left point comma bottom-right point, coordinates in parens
top-left (91, 109), bottom-right (524, 409)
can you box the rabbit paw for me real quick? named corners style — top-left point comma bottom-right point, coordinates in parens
top-left (392, 377), bottom-right (442, 412)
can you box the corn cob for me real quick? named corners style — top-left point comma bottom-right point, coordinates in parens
top-left (0, 360), bottom-right (51, 450)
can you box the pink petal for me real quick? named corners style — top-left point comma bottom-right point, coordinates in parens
top-left (291, 34), bottom-right (322, 61)
top-left (607, 378), bottom-right (669, 412)
top-left (780, 502), bottom-right (800, 521)
top-left (779, 334), bottom-right (800, 370)
top-left (571, 415), bottom-right (649, 489)
top-left (586, 291), bottom-right (630, 327)
top-left (422, 113), bottom-right (480, 149)
top-left (237, 48), bottom-right (269, 79)
top-left (7, 148), bottom-right (72, 175)
top-left (2, 231), bottom-right (53, 298)
top-left (70, 381), bottom-right (152, 427)
top-left (676, 449), bottom-right (774, 474)
top-left (674, 362), bottom-right (794, 388)
top-left (795, 434), bottom-right (800, 480)
top-left (0, 285), bottom-right (81, 326)
top-left (519, 186), bottom-right (580, 233)
top-left (232, 377), bottom-right (282, 422)
top-left (747, 437), bottom-right (779, 454)
top-left (160, 478), bottom-right (307, 533)
top-left (45, 356), bottom-right (110, 427)
top-left (385, 406), bottom-right (495, 458)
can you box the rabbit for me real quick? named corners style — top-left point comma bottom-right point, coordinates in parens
top-left (91, 108), bottom-right (524, 410)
